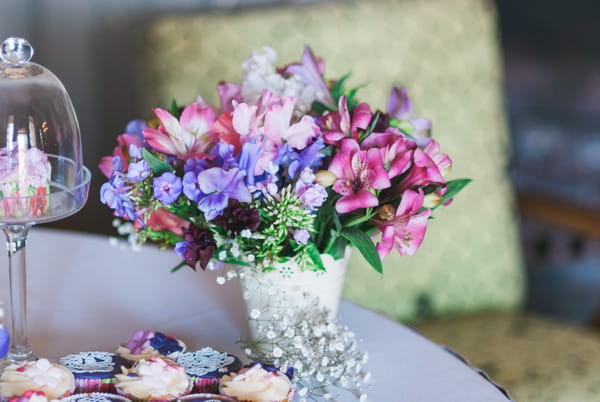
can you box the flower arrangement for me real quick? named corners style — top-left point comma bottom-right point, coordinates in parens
top-left (100, 45), bottom-right (469, 273)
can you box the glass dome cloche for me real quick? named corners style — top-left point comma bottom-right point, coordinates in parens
top-left (0, 37), bottom-right (91, 363)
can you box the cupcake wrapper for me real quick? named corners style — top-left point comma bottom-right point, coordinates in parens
top-left (191, 377), bottom-right (218, 394)
top-left (74, 377), bottom-right (117, 394)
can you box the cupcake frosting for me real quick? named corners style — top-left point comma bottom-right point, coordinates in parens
top-left (0, 359), bottom-right (75, 399)
top-left (220, 364), bottom-right (292, 402)
top-left (117, 330), bottom-right (186, 362)
top-left (176, 348), bottom-right (241, 378)
top-left (7, 390), bottom-right (53, 402)
top-left (59, 351), bottom-right (127, 379)
top-left (115, 357), bottom-right (190, 399)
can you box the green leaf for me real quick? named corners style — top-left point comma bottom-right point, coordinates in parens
top-left (306, 242), bottom-right (326, 271)
top-left (340, 227), bottom-right (382, 274)
top-left (436, 178), bottom-right (471, 208)
top-left (143, 149), bottom-right (172, 175)
top-left (170, 261), bottom-right (186, 273)
top-left (170, 99), bottom-right (179, 117)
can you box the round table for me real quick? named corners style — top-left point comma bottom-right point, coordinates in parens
top-left (0, 228), bottom-right (511, 401)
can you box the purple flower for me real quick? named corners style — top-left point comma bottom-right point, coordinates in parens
top-left (184, 158), bottom-right (209, 176)
top-left (174, 224), bottom-right (217, 270)
top-left (112, 156), bottom-right (123, 173)
top-left (211, 142), bottom-right (237, 170)
top-left (285, 45), bottom-right (335, 109)
top-left (128, 144), bottom-right (143, 159)
top-left (125, 119), bottom-right (148, 144)
top-left (153, 172), bottom-right (182, 205)
top-left (126, 160), bottom-right (150, 182)
top-left (212, 199), bottom-right (260, 237)
top-left (182, 171), bottom-right (201, 202)
top-left (100, 176), bottom-right (138, 221)
top-left (236, 141), bottom-right (262, 185)
top-left (295, 168), bottom-right (328, 211)
top-left (293, 229), bottom-right (310, 245)
top-left (197, 167), bottom-right (252, 220)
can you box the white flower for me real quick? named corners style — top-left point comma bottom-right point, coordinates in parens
top-left (273, 347), bottom-right (283, 358)
top-left (250, 309), bottom-right (261, 319)
top-left (216, 276), bottom-right (226, 285)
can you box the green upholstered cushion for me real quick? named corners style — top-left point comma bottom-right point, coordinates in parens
top-left (416, 312), bottom-right (600, 401)
top-left (138, 0), bottom-right (524, 321)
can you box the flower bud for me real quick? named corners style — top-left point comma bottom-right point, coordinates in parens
top-left (315, 170), bottom-right (337, 187)
top-left (422, 192), bottom-right (442, 209)
top-left (377, 204), bottom-right (395, 220)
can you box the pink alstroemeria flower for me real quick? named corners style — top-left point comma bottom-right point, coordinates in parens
top-left (397, 147), bottom-right (445, 191)
top-left (424, 139), bottom-right (452, 177)
top-left (216, 82), bottom-right (242, 113)
top-left (372, 189), bottom-right (432, 259)
top-left (319, 96), bottom-right (372, 145)
top-left (143, 102), bottom-right (218, 160)
top-left (142, 208), bottom-right (189, 237)
top-left (328, 139), bottom-right (391, 214)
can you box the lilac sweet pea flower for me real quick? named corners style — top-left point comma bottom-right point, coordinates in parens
top-left (236, 141), bottom-right (262, 185)
top-left (153, 172), bottom-right (183, 205)
top-left (197, 167), bottom-right (252, 220)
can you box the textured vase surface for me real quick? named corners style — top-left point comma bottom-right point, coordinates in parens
top-left (238, 250), bottom-right (349, 340)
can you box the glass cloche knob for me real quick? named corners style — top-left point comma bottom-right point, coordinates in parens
top-left (0, 38), bottom-right (34, 66)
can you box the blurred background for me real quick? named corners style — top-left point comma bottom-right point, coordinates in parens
top-left (1, 0), bottom-right (600, 327)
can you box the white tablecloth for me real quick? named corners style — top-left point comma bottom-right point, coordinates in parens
top-left (0, 228), bottom-right (510, 401)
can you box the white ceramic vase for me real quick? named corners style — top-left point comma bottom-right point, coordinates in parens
top-left (238, 249), bottom-right (350, 340)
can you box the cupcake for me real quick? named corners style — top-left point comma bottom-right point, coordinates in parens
top-left (219, 363), bottom-right (293, 402)
top-left (0, 359), bottom-right (75, 400)
top-left (60, 392), bottom-right (132, 401)
top-left (178, 394), bottom-right (235, 401)
top-left (59, 351), bottom-right (128, 394)
top-left (176, 348), bottom-right (242, 393)
top-left (115, 356), bottom-right (191, 401)
top-left (7, 390), bottom-right (52, 402)
top-left (116, 330), bottom-right (186, 363)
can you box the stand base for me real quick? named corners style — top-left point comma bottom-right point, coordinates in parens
top-left (7, 346), bottom-right (36, 364)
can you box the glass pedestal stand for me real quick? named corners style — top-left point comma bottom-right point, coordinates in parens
top-left (3, 224), bottom-right (33, 363)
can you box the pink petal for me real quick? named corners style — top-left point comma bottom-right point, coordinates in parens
top-left (351, 103), bottom-right (372, 139)
top-left (153, 108), bottom-right (180, 136)
top-left (99, 156), bottom-right (114, 178)
top-left (180, 103), bottom-right (215, 135)
top-left (285, 115), bottom-right (318, 150)
top-left (366, 148), bottom-right (391, 190)
top-left (395, 209), bottom-right (431, 256)
top-left (217, 82), bottom-right (241, 113)
top-left (335, 190), bottom-right (379, 214)
top-left (232, 103), bottom-right (258, 136)
top-left (338, 96), bottom-right (350, 134)
top-left (143, 128), bottom-right (179, 155)
top-left (376, 226), bottom-right (396, 260)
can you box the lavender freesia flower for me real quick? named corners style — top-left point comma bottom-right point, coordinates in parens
top-left (285, 45), bottom-right (335, 109)
top-left (197, 167), bottom-right (252, 220)
top-left (153, 172), bottom-right (183, 205)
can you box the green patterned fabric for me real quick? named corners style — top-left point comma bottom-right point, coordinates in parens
top-left (417, 313), bottom-right (600, 401)
top-left (139, 0), bottom-right (524, 322)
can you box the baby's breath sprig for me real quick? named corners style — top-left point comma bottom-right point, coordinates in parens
top-left (239, 293), bottom-right (370, 402)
